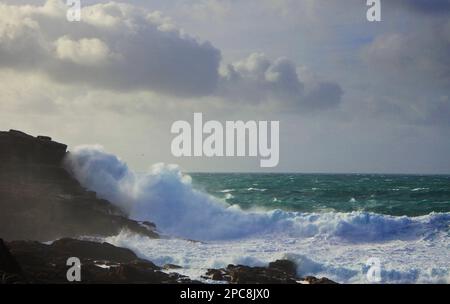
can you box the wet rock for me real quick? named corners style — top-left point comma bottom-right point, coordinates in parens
top-left (163, 264), bottom-right (183, 270)
top-left (50, 239), bottom-right (139, 263)
top-left (203, 269), bottom-right (228, 281)
top-left (204, 260), bottom-right (337, 284)
top-left (303, 276), bottom-right (338, 284)
top-left (268, 259), bottom-right (297, 277)
top-left (227, 264), bottom-right (298, 284)
top-left (3, 238), bottom-right (196, 284)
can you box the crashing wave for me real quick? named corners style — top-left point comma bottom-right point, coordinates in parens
top-left (65, 146), bottom-right (450, 242)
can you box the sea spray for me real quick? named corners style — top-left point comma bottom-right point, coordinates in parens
top-left (64, 145), bottom-right (450, 242)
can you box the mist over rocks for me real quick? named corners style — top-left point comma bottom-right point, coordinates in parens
top-left (0, 129), bottom-right (158, 242)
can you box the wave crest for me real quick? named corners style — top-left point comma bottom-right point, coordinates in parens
top-left (65, 146), bottom-right (450, 242)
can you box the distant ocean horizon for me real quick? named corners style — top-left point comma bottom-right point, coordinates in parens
top-left (190, 173), bottom-right (450, 216)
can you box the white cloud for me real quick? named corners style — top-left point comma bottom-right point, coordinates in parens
top-left (54, 36), bottom-right (112, 65)
top-left (0, 0), bottom-right (221, 97)
top-left (362, 17), bottom-right (450, 95)
top-left (219, 53), bottom-right (342, 111)
top-left (0, 0), bottom-right (342, 111)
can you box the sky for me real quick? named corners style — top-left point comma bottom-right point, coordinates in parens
top-left (0, 0), bottom-right (449, 173)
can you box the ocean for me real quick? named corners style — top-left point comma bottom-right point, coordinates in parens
top-left (66, 147), bottom-right (450, 284)
top-left (190, 173), bottom-right (450, 216)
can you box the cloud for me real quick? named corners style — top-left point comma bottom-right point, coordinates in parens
top-left (394, 0), bottom-right (450, 14)
top-left (0, 0), bottom-right (342, 112)
top-left (219, 53), bottom-right (342, 111)
top-left (362, 20), bottom-right (450, 90)
top-left (0, 0), bottom-right (221, 97)
top-left (54, 36), bottom-right (112, 65)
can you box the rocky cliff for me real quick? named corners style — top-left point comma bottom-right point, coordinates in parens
top-left (0, 130), bottom-right (158, 241)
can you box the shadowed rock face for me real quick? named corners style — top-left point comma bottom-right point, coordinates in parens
top-left (0, 238), bottom-right (196, 284)
top-left (0, 130), bottom-right (158, 241)
top-left (0, 239), bottom-right (21, 273)
top-left (0, 130), bottom-right (67, 166)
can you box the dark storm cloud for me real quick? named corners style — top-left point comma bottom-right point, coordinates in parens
top-left (396, 0), bottom-right (450, 14)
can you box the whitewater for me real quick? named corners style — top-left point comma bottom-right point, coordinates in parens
top-left (65, 146), bottom-right (450, 284)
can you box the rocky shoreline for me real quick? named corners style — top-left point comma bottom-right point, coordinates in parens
top-left (0, 238), bottom-right (195, 284)
top-left (0, 238), bottom-right (335, 284)
top-left (0, 130), bottom-right (336, 284)
top-left (202, 260), bottom-right (337, 284)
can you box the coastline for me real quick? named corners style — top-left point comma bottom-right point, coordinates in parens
top-left (0, 129), bottom-right (336, 284)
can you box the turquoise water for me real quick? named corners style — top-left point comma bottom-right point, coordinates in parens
top-left (69, 147), bottom-right (450, 283)
top-left (191, 173), bottom-right (450, 216)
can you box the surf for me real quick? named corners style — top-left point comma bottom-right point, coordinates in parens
top-left (64, 145), bottom-right (450, 283)
top-left (64, 145), bottom-right (450, 242)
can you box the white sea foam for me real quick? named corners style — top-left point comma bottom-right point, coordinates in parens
top-left (66, 146), bottom-right (450, 283)
top-left (65, 145), bottom-right (450, 242)
top-left (247, 187), bottom-right (267, 192)
top-left (224, 193), bottom-right (234, 200)
top-left (411, 187), bottom-right (429, 192)
top-left (105, 230), bottom-right (450, 284)
top-left (219, 189), bottom-right (235, 193)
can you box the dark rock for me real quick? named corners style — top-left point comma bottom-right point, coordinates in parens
top-left (203, 260), bottom-right (337, 284)
top-left (0, 239), bottom-right (27, 283)
top-left (4, 238), bottom-right (195, 284)
top-left (0, 130), bottom-right (66, 165)
top-left (163, 264), bottom-right (183, 270)
top-left (140, 221), bottom-right (157, 229)
top-left (0, 130), bottom-right (158, 241)
top-left (50, 239), bottom-right (139, 263)
top-left (227, 264), bottom-right (298, 284)
top-left (36, 136), bottom-right (52, 141)
top-left (0, 239), bottom-right (22, 274)
top-left (202, 269), bottom-right (227, 281)
top-left (268, 259), bottom-right (297, 277)
top-left (303, 276), bottom-right (339, 284)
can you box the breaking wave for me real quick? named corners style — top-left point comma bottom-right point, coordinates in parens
top-left (65, 146), bottom-right (450, 242)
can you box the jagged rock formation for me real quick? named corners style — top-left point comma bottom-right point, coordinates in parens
top-left (202, 260), bottom-right (337, 284)
top-left (0, 130), bottom-right (158, 241)
top-left (0, 238), bottom-right (196, 284)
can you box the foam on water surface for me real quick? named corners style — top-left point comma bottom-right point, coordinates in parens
top-left (66, 146), bottom-right (450, 283)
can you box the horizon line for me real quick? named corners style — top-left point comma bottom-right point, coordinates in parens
top-left (186, 171), bottom-right (450, 176)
